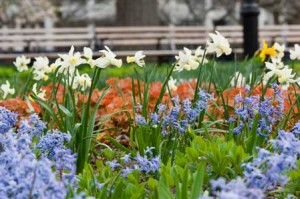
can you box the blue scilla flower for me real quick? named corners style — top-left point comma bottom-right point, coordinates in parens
top-left (0, 106), bottom-right (17, 134)
top-left (135, 115), bottom-right (147, 126)
top-left (150, 113), bottom-right (160, 125)
top-left (196, 89), bottom-right (212, 111)
top-left (182, 99), bottom-right (192, 115)
top-left (235, 107), bottom-right (248, 121)
top-left (18, 114), bottom-right (47, 138)
top-left (157, 104), bottom-right (166, 113)
top-left (121, 154), bottom-right (131, 164)
top-left (135, 153), bottom-right (160, 174)
top-left (36, 130), bottom-right (71, 159)
top-left (182, 99), bottom-right (198, 123)
top-left (53, 147), bottom-right (77, 186)
top-left (121, 167), bottom-right (133, 178)
top-left (291, 120), bottom-right (300, 136)
top-left (233, 122), bottom-right (244, 134)
top-left (270, 130), bottom-right (300, 155)
top-left (210, 177), bottom-right (264, 199)
top-left (107, 160), bottom-right (121, 170)
top-left (171, 95), bottom-right (180, 105)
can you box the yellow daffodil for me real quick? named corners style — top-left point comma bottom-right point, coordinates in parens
top-left (259, 41), bottom-right (276, 62)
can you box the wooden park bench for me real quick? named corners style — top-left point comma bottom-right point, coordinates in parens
top-left (1, 25), bottom-right (300, 60)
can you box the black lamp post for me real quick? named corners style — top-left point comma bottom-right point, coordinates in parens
top-left (241, 0), bottom-right (260, 57)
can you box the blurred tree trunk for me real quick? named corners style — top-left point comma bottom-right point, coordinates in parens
top-left (116, 0), bottom-right (159, 26)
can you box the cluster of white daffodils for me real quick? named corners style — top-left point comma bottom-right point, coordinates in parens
top-left (264, 44), bottom-right (297, 89)
top-left (174, 47), bottom-right (207, 72)
top-left (174, 31), bottom-right (232, 72)
top-left (12, 46), bottom-right (126, 96)
top-left (8, 31), bottom-right (235, 100)
top-left (0, 81), bottom-right (15, 99)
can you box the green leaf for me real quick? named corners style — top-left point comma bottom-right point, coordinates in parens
top-left (157, 182), bottom-right (174, 199)
top-left (147, 177), bottom-right (158, 191)
top-left (107, 137), bottom-right (131, 154)
top-left (191, 162), bottom-right (205, 199)
top-left (57, 103), bottom-right (73, 117)
top-left (181, 166), bottom-right (189, 199)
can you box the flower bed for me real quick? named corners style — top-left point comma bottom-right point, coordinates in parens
top-left (1, 32), bottom-right (300, 198)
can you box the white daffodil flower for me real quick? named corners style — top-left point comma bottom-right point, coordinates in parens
top-left (33, 57), bottom-right (50, 71)
top-left (270, 56), bottom-right (285, 70)
top-left (50, 58), bottom-right (62, 73)
top-left (58, 46), bottom-right (83, 74)
top-left (290, 44), bottom-right (300, 60)
top-left (0, 80), bottom-right (15, 99)
top-left (207, 31), bottom-right (232, 57)
top-left (13, 55), bottom-right (31, 72)
top-left (32, 57), bottom-right (51, 81)
top-left (167, 76), bottom-right (177, 91)
top-left (277, 67), bottom-right (296, 87)
top-left (194, 46), bottom-right (208, 63)
top-left (73, 70), bottom-right (92, 91)
top-left (230, 72), bottom-right (245, 87)
top-left (32, 83), bottom-right (46, 101)
top-left (126, 51), bottom-right (146, 67)
top-left (274, 42), bottom-right (285, 59)
top-left (83, 47), bottom-right (96, 68)
top-left (33, 70), bottom-right (49, 81)
top-left (95, 46), bottom-right (122, 68)
top-left (263, 62), bottom-right (285, 82)
top-left (175, 47), bottom-right (205, 72)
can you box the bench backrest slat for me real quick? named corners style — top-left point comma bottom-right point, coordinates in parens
top-left (1, 25), bottom-right (300, 60)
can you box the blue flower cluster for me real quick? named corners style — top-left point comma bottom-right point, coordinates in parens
top-left (232, 85), bottom-right (284, 136)
top-left (18, 114), bottom-right (47, 137)
top-left (0, 106), bottom-right (17, 134)
top-left (210, 122), bottom-right (300, 198)
top-left (135, 90), bottom-right (212, 135)
top-left (107, 147), bottom-right (160, 178)
top-left (210, 177), bottom-right (264, 199)
top-left (0, 106), bottom-right (77, 198)
top-left (36, 129), bottom-right (71, 159)
top-left (244, 129), bottom-right (300, 191)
